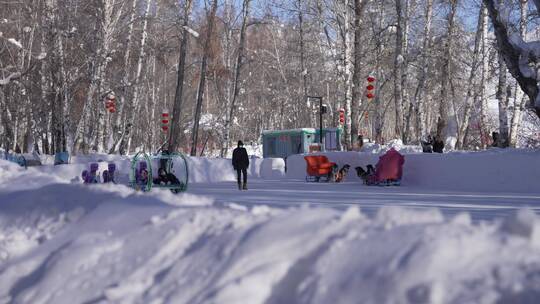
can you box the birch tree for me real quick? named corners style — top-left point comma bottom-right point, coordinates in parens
top-left (456, 5), bottom-right (485, 149)
top-left (350, 0), bottom-right (368, 148)
top-left (414, 0), bottom-right (433, 142)
top-left (190, 0), bottom-right (218, 156)
top-left (221, 0), bottom-right (251, 157)
top-left (436, 0), bottom-right (458, 148)
top-left (168, 0), bottom-right (194, 153)
top-left (120, 0), bottom-right (152, 154)
top-left (508, 0), bottom-right (530, 147)
top-left (483, 0), bottom-right (540, 119)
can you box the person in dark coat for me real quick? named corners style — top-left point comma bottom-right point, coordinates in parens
top-left (232, 140), bottom-right (250, 190)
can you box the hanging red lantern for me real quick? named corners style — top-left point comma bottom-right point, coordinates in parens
top-left (105, 93), bottom-right (116, 113)
top-left (161, 111), bottom-right (169, 132)
top-left (339, 109), bottom-right (345, 125)
top-left (366, 75), bottom-right (376, 100)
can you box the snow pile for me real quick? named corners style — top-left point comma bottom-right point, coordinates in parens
top-left (1, 163), bottom-right (540, 303)
top-left (361, 139), bottom-right (422, 154)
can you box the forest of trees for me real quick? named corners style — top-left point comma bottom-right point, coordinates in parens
top-left (1, 0), bottom-right (539, 156)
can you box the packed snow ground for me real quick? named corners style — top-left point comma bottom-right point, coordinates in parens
top-left (1, 147), bottom-right (540, 304)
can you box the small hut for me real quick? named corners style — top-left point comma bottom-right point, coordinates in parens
top-left (262, 128), bottom-right (342, 159)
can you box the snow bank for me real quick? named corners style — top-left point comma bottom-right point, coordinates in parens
top-left (1, 162), bottom-right (540, 304)
top-left (286, 149), bottom-right (540, 193)
top-left (28, 154), bottom-right (283, 184)
top-left (8, 146), bottom-right (540, 194)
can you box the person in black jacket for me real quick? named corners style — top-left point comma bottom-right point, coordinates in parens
top-left (232, 140), bottom-right (250, 190)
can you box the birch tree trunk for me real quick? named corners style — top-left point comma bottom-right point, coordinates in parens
top-left (350, 0), bottom-right (367, 148)
top-left (456, 5), bottom-right (484, 149)
top-left (393, 0), bottom-right (405, 140)
top-left (402, 0), bottom-right (414, 143)
top-left (436, 0), bottom-right (458, 149)
top-left (480, 4), bottom-right (490, 148)
top-left (497, 53), bottom-right (510, 147)
top-left (111, 0), bottom-right (137, 153)
top-left (190, 0), bottom-right (218, 156)
top-left (414, 0), bottom-right (433, 142)
top-left (94, 0), bottom-right (120, 153)
top-left (122, 0), bottom-right (152, 154)
top-left (508, 0), bottom-right (528, 147)
top-left (168, 0), bottom-right (194, 153)
top-left (221, 0), bottom-right (251, 157)
top-left (343, 0), bottom-right (354, 150)
top-left (297, 0), bottom-right (311, 127)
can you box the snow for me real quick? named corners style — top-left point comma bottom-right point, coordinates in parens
top-left (1, 148), bottom-right (540, 303)
top-left (0, 72), bottom-right (21, 86)
top-left (7, 38), bottom-right (22, 49)
top-left (183, 25), bottom-right (199, 38)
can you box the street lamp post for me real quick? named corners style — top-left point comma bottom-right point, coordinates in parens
top-left (307, 96), bottom-right (324, 146)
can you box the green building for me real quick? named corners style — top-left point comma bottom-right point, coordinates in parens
top-left (262, 128), bottom-right (342, 159)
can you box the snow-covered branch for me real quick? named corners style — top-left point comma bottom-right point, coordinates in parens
top-left (0, 72), bottom-right (21, 86)
top-left (483, 0), bottom-right (540, 118)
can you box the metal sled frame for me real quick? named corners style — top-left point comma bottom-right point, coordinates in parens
top-left (129, 152), bottom-right (189, 193)
top-left (305, 174), bottom-right (333, 183)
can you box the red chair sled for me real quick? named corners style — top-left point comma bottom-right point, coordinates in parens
top-left (358, 148), bottom-right (405, 186)
top-left (304, 155), bottom-right (337, 182)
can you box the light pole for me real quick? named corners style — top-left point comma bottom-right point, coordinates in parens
top-left (306, 96), bottom-right (324, 145)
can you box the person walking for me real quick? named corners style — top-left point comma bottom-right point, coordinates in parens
top-left (232, 140), bottom-right (250, 190)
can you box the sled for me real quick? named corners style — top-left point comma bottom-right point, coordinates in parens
top-left (129, 151), bottom-right (189, 193)
top-left (361, 148), bottom-right (405, 187)
top-left (304, 155), bottom-right (336, 182)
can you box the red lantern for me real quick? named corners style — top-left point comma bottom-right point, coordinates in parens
top-left (366, 75), bottom-right (376, 100)
top-left (105, 93), bottom-right (116, 113)
top-left (161, 111), bottom-right (169, 132)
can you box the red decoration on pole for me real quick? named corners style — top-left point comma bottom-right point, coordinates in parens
top-left (161, 110), bottom-right (169, 133)
top-left (366, 75), bottom-right (376, 101)
top-left (105, 93), bottom-right (116, 113)
top-left (339, 109), bottom-right (345, 125)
